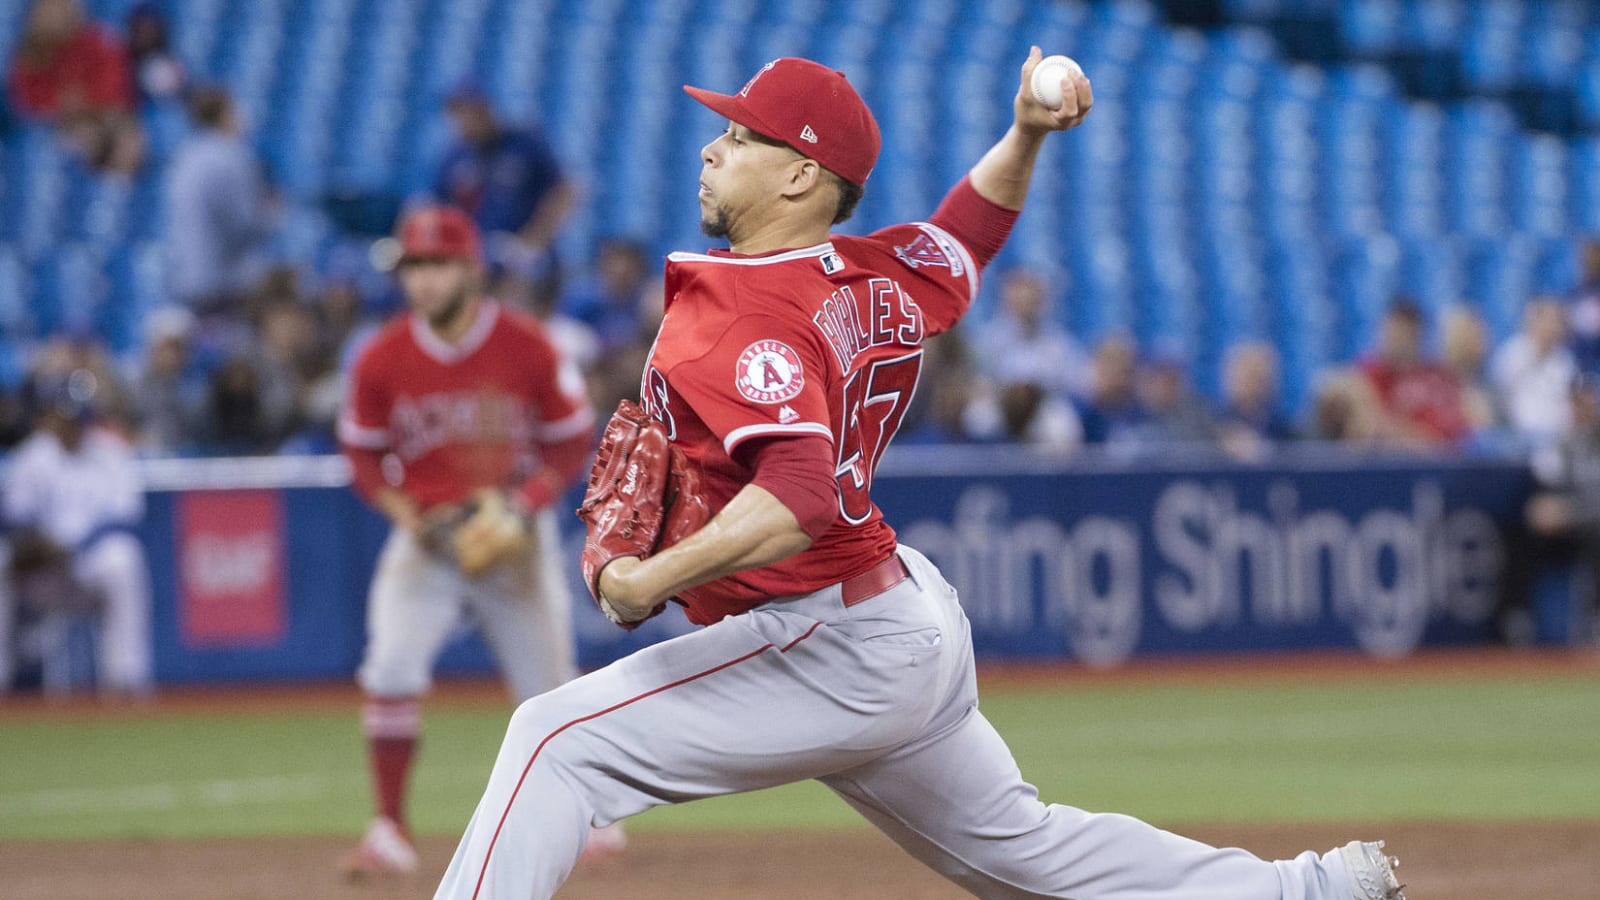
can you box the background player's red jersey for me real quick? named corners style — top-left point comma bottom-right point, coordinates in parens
top-left (340, 302), bottom-right (593, 510)
top-left (643, 222), bottom-right (978, 624)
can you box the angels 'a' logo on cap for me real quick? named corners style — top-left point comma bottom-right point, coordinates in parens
top-left (735, 340), bottom-right (805, 404)
top-left (740, 60), bottom-right (778, 97)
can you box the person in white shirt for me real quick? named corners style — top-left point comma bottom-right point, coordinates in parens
top-left (973, 268), bottom-right (1090, 398)
top-left (2, 369), bottom-right (152, 696)
top-left (1491, 297), bottom-right (1578, 479)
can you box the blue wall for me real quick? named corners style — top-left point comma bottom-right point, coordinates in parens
top-left (140, 454), bottom-right (1535, 685)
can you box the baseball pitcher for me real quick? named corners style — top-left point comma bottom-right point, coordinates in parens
top-left (336, 205), bottom-right (619, 877)
top-left (436, 54), bottom-right (1405, 900)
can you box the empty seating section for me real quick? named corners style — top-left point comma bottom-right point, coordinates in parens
top-left (0, 0), bottom-right (1595, 409)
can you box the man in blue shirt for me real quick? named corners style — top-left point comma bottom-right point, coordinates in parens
top-left (435, 83), bottom-right (574, 267)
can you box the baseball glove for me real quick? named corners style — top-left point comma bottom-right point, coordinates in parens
top-left (418, 489), bottom-right (533, 578)
top-left (577, 400), bottom-right (710, 626)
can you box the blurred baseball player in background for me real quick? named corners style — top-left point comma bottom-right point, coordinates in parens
top-left (436, 52), bottom-right (1405, 900)
top-left (1, 368), bottom-right (151, 698)
top-left (336, 205), bottom-right (621, 878)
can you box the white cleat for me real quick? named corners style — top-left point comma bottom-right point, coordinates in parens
top-left (339, 816), bottom-right (419, 879)
top-left (1336, 840), bottom-right (1407, 899)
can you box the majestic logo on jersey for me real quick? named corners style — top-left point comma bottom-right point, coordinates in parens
top-left (778, 405), bottom-right (800, 424)
top-left (735, 340), bottom-right (805, 404)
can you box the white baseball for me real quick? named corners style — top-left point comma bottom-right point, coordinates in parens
top-left (1030, 54), bottom-right (1083, 111)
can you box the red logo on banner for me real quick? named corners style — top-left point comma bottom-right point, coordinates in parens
top-left (177, 490), bottom-right (287, 647)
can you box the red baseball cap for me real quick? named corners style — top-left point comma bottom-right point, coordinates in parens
top-left (397, 205), bottom-right (482, 264)
top-left (684, 57), bottom-right (881, 187)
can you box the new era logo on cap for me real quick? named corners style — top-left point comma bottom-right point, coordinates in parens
top-left (684, 58), bottom-right (881, 186)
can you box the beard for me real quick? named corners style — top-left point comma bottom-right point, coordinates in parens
top-left (426, 284), bottom-right (471, 329)
top-left (700, 204), bottom-right (732, 239)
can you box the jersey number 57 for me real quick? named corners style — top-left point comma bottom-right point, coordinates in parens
top-left (834, 350), bottom-right (922, 524)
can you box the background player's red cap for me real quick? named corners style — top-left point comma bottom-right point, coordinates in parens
top-left (684, 57), bottom-right (881, 187)
top-left (397, 205), bottom-right (482, 264)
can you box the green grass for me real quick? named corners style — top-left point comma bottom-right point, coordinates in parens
top-left (2, 673), bottom-right (1596, 840)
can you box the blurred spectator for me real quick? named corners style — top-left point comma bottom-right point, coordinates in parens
top-left (314, 277), bottom-right (368, 367)
top-left (131, 306), bottom-right (206, 454)
top-left (1074, 336), bottom-right (1146, 445)
top-left (483, 230), bottom-right (562, 318)
top-left (25, 336), bottom-right (136, 435)
top-left (899, 330), bottom-right (981, 445)
top-left (577, 274), bottom-right (668, 415)
top-left (1, 367), bottom-right (151, 696)
top-left (1308, 369), bottom-right (1385, 444)
top-left (1218, 341), bottom-right (1295, 461)
top-left (559, 238), bottom-right (653, 354)
top-left (6, 0), bottom-right (144, 174)
top-left (1514, 374), bottom-right (1600, 644)
top-left (125, 2), bottom-right (184, 106)
top-left (1567, 238), bottom-right (1600, 375)
top-left (995, 382), bottom-right (1081, 448)
top-left (972, 269), bottom-right (1089, 400)
top-left (1491, 297), bottom-right (1577, 476)
top-left (1441, 305), bottom-right (1496, 434)
top-left (167, 86), bottom-right (277, 349)
top-left (1134, 347), bottom-right (1215, 446)
top-left (435, 81), bottom-right (574, 268)
top-left (253, 299), bottom-right (319, 446)
top-left (198, 357), bottom-right (278, 455)
top-left (1357, 299), bottom-right (1470, 446)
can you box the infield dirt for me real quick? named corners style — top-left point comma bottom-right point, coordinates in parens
top-left (2, 820), bottom-right (1594, 899)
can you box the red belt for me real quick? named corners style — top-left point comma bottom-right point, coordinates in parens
top-left (841, 555), bottom-right (911, 607)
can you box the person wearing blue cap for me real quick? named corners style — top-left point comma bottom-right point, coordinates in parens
top-left (435, 80), bottom-right (575, 283)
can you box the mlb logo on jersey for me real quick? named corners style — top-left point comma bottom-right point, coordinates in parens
top-left (735, 340), bottom-right (806, 404)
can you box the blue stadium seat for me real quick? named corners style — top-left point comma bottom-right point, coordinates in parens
top-left (31, 245), bottom-right (108, 340)
top-left (1457, 18), bottom-right (1520, 93)
top-left (1522, 24), bottom-right (1584, 91)
top-left (1339, 0), bottom-right (1402, 57)
top-left (0, 244), bottom-right (33, 338)
top-left (1399, 0), bottom-right (1467, 51)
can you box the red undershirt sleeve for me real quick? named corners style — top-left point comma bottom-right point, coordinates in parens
top-left (343, 444), bottom-right (391, 505)
top-left (927, 175), bottom-right (1020, 269)
top-left (736, 435), bottom-right (839, 540)
top-left (514, 428), bottom-right (593, 511)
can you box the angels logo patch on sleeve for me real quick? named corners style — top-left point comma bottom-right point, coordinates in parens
top-left (894, 226), bottom-right (967, 278)
top-left (735, 340), bottom-right (805, 404)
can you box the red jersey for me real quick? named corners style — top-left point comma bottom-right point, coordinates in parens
top-left (1358, 358), bottom-right (1469, 444)
top-left (7, 24), bottom-right (133, 119)
top-left (340, 302), bottom-right (593, 510)
top-left (643, 222), bottom-right (979, 624)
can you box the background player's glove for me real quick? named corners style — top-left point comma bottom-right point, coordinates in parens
top-left (417, 490), bottom-right (533, 578)
top-left (453, 489), bottom-right (535, 578)
top-left (577, 401), bottom-right (711, 628)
